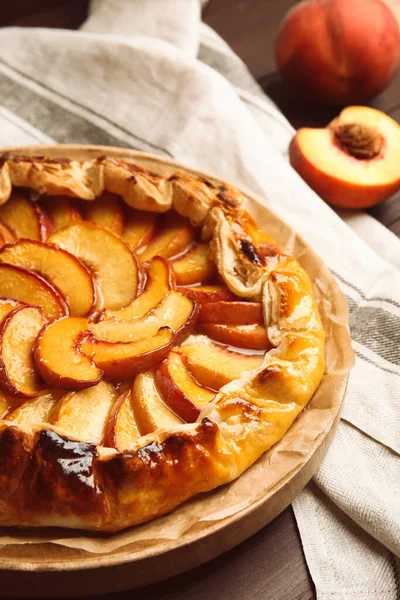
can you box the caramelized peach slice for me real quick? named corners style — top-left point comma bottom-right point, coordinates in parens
top-left (198, 322), bottom-right (272, 350)
top-left (198, 301), bottom-right (263, 325)
top-left (180, 336), bottom-right (264, 390)
top-left (0, 222), bottom-right (14, 246)
top-left (6, 389), bottom-right (64, 425)
top-left (177, 284), bottom-right (235, 303)
top-left (48, 222), bottom-right (142, 310)
top-left (34, 317), bottom-right (103, 390)
top-left (138, 213), bottom-right (194, 263)
top-left (170, 243), bottom-right (216, 285)
top-left (0, 240), bottom-right (97, 317)
top-left (81, 327), bottom-right (173, 381)
top-left (104, 389), bottom-right (140, 450)
top-left (0, 390), bottom-right (19, 418)
top-left (0, 190), bottom-right (49, 240)
top-left (39, 196), bottom-right (82, 232)
top-left (91, 291), bottom-right (197, 345)
top-left (50, 381), bottom-right (117, 444)
top-left (133, 371), bottom-right (183, 434)
top-left (82, 192), bottom-right (125, 234)
top-left (122, 208), bottom-right (156, 249)
top-left (0, 298), bottom-right (25, 324)
top-left (0, 306), bottom-right (47, 398)
top-left (155, 350), bottom-right (215, 422)
top-left (289, 106), bottom-right (400, 209)
top-left (0, 264), bottom-right (67, 319)
top-left (100, 257), bottom-right (173, 321)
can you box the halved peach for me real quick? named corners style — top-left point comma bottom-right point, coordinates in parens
top-left (0, 306), bottom-right (47, 398)
top-left (47, 222), bottom-right (142, 310)
top-left (170, 242), bottom-right (216, 285)
top-left (179, 336), bottom-right (264, 390)
top-left (0, 263), bottom-right (67, 319)
top-left (82, 191), bottom-right (125, 234)
top-left (138, 213), bottom-right (194, 263)
top-left (81, 326), bottom-right (174, 381)
top-left (122, 208), bottom-right (156, 249)
top-left (49, 381), bottom-right (118, 444)
top-left (155, 351), bottom-right (215, 422)
top-left (104, 389), bottom-right (140, 450)
top-left (198, 322), bottom-right (272, 350)
top-left (177, 284), bottom-right (235, 303)
top-left (34, 317), bottom-right (103, 390)
top-left (0, 240), bottom-right (97, 317)
top-left (100, 256), bottom-right (174, 321)
top-left (91, 291), bottom-right (197, 345)
top-left (0, 222), bottom-right (14, 246)
top-left (289, 106), bottom-right (400, 209)
top-left (0, 190), bottom-right (50, 240)
top-left (6, 389), bottom-right (64, 425)
top-left (198, 301), bottom-right (263, 325)
top-left (132, 371), bottom-right (183, 434)
top-left (39, 196), bottom-right (82, 232)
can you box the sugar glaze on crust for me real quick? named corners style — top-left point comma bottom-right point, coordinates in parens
top-left (0, 154), bottom-right (325, 531)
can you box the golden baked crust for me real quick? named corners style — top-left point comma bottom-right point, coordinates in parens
top-left (0, 153), bottom-right (325, 532)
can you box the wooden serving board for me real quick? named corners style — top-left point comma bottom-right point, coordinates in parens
top-left (0, 145), bottom-right (352, 598)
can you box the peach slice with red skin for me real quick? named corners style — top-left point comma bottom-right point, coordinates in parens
top-left (81, 326), bottom-right (174, 381)
top-left (170, 242), bottom-right (216, 285)
top-left (155, 350), bottom-right (215, 422)
top-left (138, 213), bottom-right (194, 263)
top-left (104, 389), bottom-right (141, 450)
top-left (0, 222), bottom-right (14, 246)
top-left (100, 256), bottom-right (174, 321)
top-left (177, 284), bottom-right (235, 304)
top-left (132, 371), bottom-right (183, 434)
top-left (289, 106), bottom-right (400, 209)
top-left (50, 381), bottom-right (118, 445)
top-left (198, 322), bottom-right (272, 350)
top-left (0, 191), bottom-right (50, 240)
top-left (0, 263), bottom-right (67, 319)
top-left (82, 191), bottom-right (125, 235)
top-left (0, 306), bottom-right (47, 398)
top-left (0, 240), bottom-right (97, 317)
top-left (179, 336), bottom-right (264, 390)
top-left (6, 389), bottom-right (64, 425)
top-left (34, 317), bottom-right (103, 390)
top-left (48, 222), bottom-right (143, 310)
top-left (122, 208), bottom-right (157, 250)
top-left (198, 301), bottom-right (263, 325)
top-left (39, 196), bottom-right (82, 232)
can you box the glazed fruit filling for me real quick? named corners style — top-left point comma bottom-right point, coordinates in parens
top-left (0, 190), bottom-right (270, 450)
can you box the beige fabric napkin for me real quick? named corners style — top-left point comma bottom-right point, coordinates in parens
top-left (0, 1), bottom-right (399, 596)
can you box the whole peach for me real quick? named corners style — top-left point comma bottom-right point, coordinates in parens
top-left (276, 0), bottom-right (400, 105)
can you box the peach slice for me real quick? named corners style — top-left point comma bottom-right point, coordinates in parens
top-left (198, 322), bottom-right (272, 350)
top-left (50, 381), bottom-right (118, 444)
top-left (81, 326), bottom-right (174, 381)
top-left (198, 301), bottom-right (263, 325)
top-left (0, 264), bottom-right (67, 319)
top-left (132, 371), bottom-right (183, 434)
top-left (6, 389), bottom-right (64, 425)
top-left (47, 222), bottom-right (142, 310)
top-left (122, 208), bottom-right (156, 249)
top-left (179, 336), bottom-right (264, 390)
top-left (100, 256), bottom-right (174, 321)
top-left (0, 298), bottom-right (25, 325)
top-left (0, 306), bottom-right (47, 398)
top-left (104, 389), bottom-right (140, 450)
top-left (39, 196), bottom-right (82, 232)
top-left (0, 190), bottom-right (50, 240)
top-left (91, 291), bottom-right (197, 345)
top-left (34, 317), bottom-right (103, 390)
top-left (138, 213), bottom-right (194, 263)
top-left (0, 240), bottom-right (97, 317)
top-left (170, 243), bottom-right (216, 285)
top-left (177, 284), bottom-right (235, 304)
top-left (289, 106), bottom-right (400, 209)
top-left (155, 351), bottom-right (215, 422)
top-left (0, 222), bottom-right (14, 246)
top-left (82, 191), bottom-right (125, 234)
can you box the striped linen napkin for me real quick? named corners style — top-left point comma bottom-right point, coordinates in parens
top-left (0, 1), bottom-right (399, 597)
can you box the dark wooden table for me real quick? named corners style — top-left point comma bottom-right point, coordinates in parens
top-left (1, 1), bottom-right (398, 599)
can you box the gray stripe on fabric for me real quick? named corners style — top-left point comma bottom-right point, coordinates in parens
top-left (333, 270), bottom-right (400, 311)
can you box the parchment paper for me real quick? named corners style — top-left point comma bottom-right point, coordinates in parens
top-left (0, 149), bottom-right (354, 563)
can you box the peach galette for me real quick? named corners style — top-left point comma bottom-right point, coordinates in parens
top-left (0, 154), bottom-right (325, 532)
